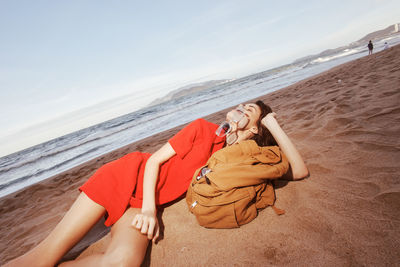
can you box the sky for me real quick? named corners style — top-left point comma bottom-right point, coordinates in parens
top-left (0, 0), bottom-right (399, 157)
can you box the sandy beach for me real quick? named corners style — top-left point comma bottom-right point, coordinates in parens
top-left (1, 45), bottom-right (399, 266)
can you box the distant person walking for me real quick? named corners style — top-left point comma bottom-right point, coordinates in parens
top-left (368, 40), bottom-right (373, 55)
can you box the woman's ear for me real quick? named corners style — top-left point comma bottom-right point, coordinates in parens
top-left (249, 126), bottom-right (258, 135)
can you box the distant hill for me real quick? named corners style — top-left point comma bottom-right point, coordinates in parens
top-left (150, 23), bottom-right (399, 105)
top-left (355, 23), bottom-right (399, 44)
top-left (148, 79), bottom-right (230, 106)
top-left (294, 23), bottom-right (399, 64)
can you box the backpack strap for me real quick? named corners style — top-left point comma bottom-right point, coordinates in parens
top-left (271, 205), bottom-right (285, 215)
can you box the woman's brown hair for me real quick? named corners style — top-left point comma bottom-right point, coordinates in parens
top-left (251, 100), bottom-right (277, 147)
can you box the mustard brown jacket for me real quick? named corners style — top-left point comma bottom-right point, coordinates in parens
top-left (186, 139), bottom-right (289, 228)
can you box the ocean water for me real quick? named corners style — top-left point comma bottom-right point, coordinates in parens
top-left (1, 36), bottom-right (399, 198)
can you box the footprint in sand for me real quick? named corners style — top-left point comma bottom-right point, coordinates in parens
top-left (320, 117), bottom-right (354, 133)
top-left (365, 107), bottom-right (400, 123)
top-left (325, 88), bottom-right (340, 96)
top-left (380, 90), bottom-right (399, 97)
top-left (354, 141), bottom-right (399, 153)
top-left (365, 73), bottom-right (382, 83)
top-left (359, 93), bottom-right (371, 98)
top-left (333, 103), bottom-right (353, 114)
top-left (373, 191), bottom-right (400, 214)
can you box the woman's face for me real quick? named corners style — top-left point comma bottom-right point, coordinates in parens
top-left (227, 103), bottom-right (262, 130)
top-left (224, 103), bottom-right (262, 145)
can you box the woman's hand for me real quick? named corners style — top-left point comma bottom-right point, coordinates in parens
top-left (136, 142), bottom-right (175, 242)
top-left (132, 210), bottom-right (160, 242)
top-left (261, 112), bottom-right (277, 129)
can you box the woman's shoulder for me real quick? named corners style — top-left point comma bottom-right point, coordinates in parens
top-left (196, 118), bottom-right (218, 127)
top-left (187, 118), bottom-right (218, 130)
top-left (192, 118), bottom-right (209, 124)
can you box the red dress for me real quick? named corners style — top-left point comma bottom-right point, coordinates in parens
top-left (79, 119), bottom-right (225, 226)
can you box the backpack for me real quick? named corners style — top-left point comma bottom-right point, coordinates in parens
top-left (186, 140), bottom-right (288, 228)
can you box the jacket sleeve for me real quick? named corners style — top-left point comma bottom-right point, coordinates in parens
top-left (206, 141), bottom-right (289, 191)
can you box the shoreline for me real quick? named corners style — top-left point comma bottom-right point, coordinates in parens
top-left (1, 40), bottom-right (394, 199)
top-left (1, 45), bottom-right (399, 266)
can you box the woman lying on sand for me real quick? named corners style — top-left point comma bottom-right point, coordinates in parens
top-left (6, 100), bottom-right (308, 267)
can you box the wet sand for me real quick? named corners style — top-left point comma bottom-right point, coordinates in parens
top-left (1, 45), bottom-right (399, 266)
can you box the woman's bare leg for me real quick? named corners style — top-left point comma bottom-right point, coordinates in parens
top-left (60, 207), bottom-right (149, 267)
top-left (5, 192), bottom-right (105, 267)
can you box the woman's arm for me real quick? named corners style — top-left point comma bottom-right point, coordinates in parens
top-left (131, 142), bottom-right (176, 241)
top-left (262, 113), bottom-right (309, 180)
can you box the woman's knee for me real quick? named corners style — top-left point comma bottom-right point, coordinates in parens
top-left (102, 247), bottom-right (144, 267)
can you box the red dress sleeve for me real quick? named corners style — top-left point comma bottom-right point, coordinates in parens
top-left (168, 119), bottom-right (202, 159)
